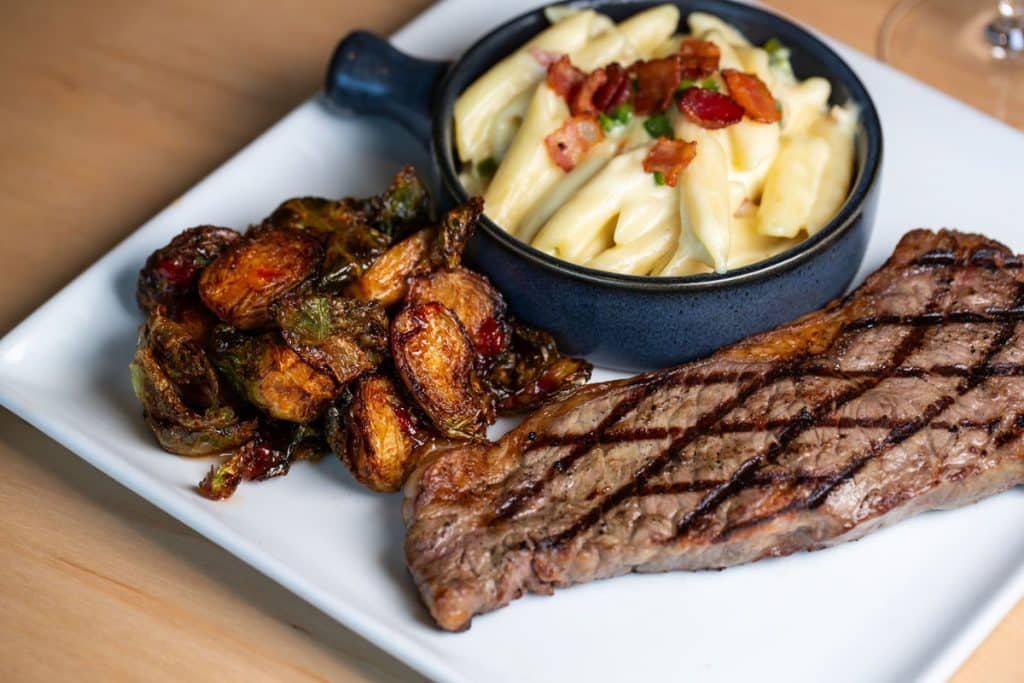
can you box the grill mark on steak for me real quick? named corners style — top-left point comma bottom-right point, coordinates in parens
top-left (535, 358), bottom-right (806, 551)
top-left (405, 230), bottom-right (1024, 631)
top-left (806, 287), bottom-right (1024, 508)
top-left (670, 321), bottom-right (935, 540)
top-left (490, 375), bottom-right (676, 522)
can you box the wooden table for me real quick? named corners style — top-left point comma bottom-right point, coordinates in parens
top-left (1, 1), bottom-right (1021, 680)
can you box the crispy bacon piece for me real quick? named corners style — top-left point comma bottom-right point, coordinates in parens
top-left (544, 115), bottom-right (604, 172)
top-left (678, 37), bottom-right (721, 79)
top-left (529, 46), bottom-right (561, 67)
top-left (546, 55), bottom-right (585, 100)
top-left (677, 87), bottom-right (744, 129)
top-left (722, 69), bottom-right (781, 123)
top-left (591, 62), bottom-right (630, 113)
top-left (571, 68), bottom-right (608, 115)
top-left (630, 56), bottom-right (684, 115)
top-left (642, 137), bottom-right (697, 187)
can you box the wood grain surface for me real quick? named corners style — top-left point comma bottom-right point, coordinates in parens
top-left (1, 1), bottom-right (1021, 681)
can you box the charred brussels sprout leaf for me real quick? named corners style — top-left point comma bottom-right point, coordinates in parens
top-left (391, 302), bottom-right (494, 439)
top-left (319, 219), bottom-right (392, 290)
top-left (431, 196), bottom-right (483, 271)
top-left (130, 309), bottom-right (257, 456)
top-left (272, 292), bottom-right (388, 385)
top-left (407, 267), bottom-right (509, 358)
top-left (197, 421), bottom-right (329, 500)
top-left (266, 196), bottom-right (370, 240)
top-left (137, 226), bottom-right (241, 313)
top-left (198, 225), bottom-right (322, 329)
top-left (370, 164), bottom-right (432, 238)
top-left (333, 374), bottom-right (427, 492)
top-left (486, 324), bottom-right (592, 415)
top-left (209, 325), bottom-right (338, 423)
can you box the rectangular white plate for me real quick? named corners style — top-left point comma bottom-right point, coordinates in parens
top-left (3, 1), bottom-right (1024, 681)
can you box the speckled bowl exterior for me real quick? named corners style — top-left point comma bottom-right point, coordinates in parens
top-left (326, 0), bottom-right (883, 370)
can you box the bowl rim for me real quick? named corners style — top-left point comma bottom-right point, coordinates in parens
top-left (431, 0), bottom-right (883, 292)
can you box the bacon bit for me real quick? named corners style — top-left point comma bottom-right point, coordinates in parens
top-left (592, 62), bottom-right (631, 113)
top-left (677, 87), bottom-right (744, 129)
top-left (546, 55), bottom-right (585, 100)
top-left (529, 46), bottom-right (561, 67)
top-left (544, 114), bottom-right (604, 172)
top-left (679, 38), bottom-right (720, 78)
top-left (721, 69), bottom-right (781, 123)
top-left (630, 55), bottom-right (684, 115)
top-left (571, 68), bottom-right (608, 115)
top-left (642, 138), bottom-right (697, 187)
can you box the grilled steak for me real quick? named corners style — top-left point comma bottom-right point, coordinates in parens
top-left (404, 230), bottom-right (1024, 631)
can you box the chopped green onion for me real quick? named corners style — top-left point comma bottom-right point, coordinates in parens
top-left (476, 157), bottom-right (498, 178)
top-left (598, 113), bottom-right (615, 132)
top-left (764, 37), bottom-right (785, 54)
top-left (643, 113), bottom-right (673, 139)
top-left (763, 37), bottom-right (793, 72)
top-left (677, 78), bottom-right (698, 92)
top-left (653, 171), bottom-right (666, 186)
top-left (611, 102), bottom-right (634, 124)
top-left (700, 78), bottom-right (720, 92)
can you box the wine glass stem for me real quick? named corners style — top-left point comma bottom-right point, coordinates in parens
top-left (987, 0), bottom-right (1024, 52)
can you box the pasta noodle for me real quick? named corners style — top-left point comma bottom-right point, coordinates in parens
top-left (453, 5), bottom-right (858, 277)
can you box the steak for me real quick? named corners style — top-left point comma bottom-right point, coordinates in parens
top-left (403, 230), bottom-right (1024, 631)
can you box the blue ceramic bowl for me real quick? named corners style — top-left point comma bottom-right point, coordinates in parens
top-left (325, 0), bottom-right (882, 371)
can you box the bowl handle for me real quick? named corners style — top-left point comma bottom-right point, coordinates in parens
top-left (324, 31), bottom-right (450, 148)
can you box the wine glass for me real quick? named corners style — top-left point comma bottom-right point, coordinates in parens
top-left (878, 0), bottom-right (1024, 129)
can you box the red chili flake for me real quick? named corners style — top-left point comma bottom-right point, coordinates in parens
top-left (571, 67), bottom-right (608, 115)
top-left (642, 137), bottom-right (697, 187)
top-left (255, 266), bottom-right (282, 281)
top-left (154, 256), bottom-right (195, 286)
top-left (544, 114), bottom-right (604, 172)
top-left (536, 369), bottom-right (561, 394)
top-left (677, 87), bottom-right (744, 129)
top-left (591, 62), bottom-right (631, 113)
top-left (475, 316), bottom-right (508, 357)
top-left (721, 69), bottom-right (781, 123)
top-left (630, 55), bottom-right (684, 115)
top-left (678, 37), bottom-right (720, 79)
top-left (529, 46), bottom-right (561, 67)
top-left (392, 403), bottom-right (416, 436)
top-left (546, 55), bottom-right (585, 100)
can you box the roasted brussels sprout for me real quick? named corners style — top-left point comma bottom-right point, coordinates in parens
top-left (199, 225), bottom-right (321, 329)
top-left (130, 309), bottom-right (257, 456)
top-left (137, 226), bottom-right (241, 313)
top-left (209, 325), bottom-right (338, 423)
top-left (271, 292), bottom-right (388, 384)
top-left (486, 324), bottom-right (592, 414)
top-left (407, 267), bottom-right (510, 358)
top-left (319, 218), bottom-right (392, 290)
top-left (266, 196), bottom-right (370, 240)
top-left (197, 421), bottom-right (328, 500)
top-left (329, 373), bottom-right (427, 492)
top-left (391, 302), bottom-right (493, 439)
top-left (345, 228), bottom-right (434, 306)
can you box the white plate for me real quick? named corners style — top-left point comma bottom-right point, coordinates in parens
top-left (2, 1), bottom-right (1024, 681)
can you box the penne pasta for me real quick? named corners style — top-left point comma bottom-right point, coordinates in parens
top-left (687, 12), bottom-right (751, 46)
top-left (453, 10), bottom-right (600, 164)
top-left (663, 132), bottom-right (731, 273)
top-left (533, 146), bottom-right (654, 262)
top-left (483, 85), bottom-right (569, 235)
top-left (617, 5), bottom-right (681, 59)
top-left (805, 104), bottom-right (858, 234)
top-left (456, 6), bottom-right (858, 278)
top-left (757, 135), bottom-right (830, 238)
top-left (586, 219), bottom-right (677, 275)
